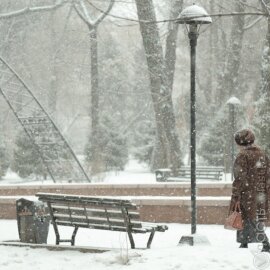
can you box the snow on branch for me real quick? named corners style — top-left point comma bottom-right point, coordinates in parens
top-left (86, 0), bottom-right (115, 26)
top-left (260, 0), bottom-right (270, 14)
top-left (74, 0), bottom-right (115, 28)
top-left (244, 16), bottom-right (263, 30)
top-left (74, 2), bottom-right (93, 26)
top-left (74, 1), bottom-right (268, 25)
top-left (0, 0), bottom-right (66, 19)
top-left (239, 0), bottom-right (264, 12)
top-left (80, 1), bottom-right (94, 24)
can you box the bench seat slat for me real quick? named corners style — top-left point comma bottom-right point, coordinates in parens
top-left (56, 221), bottom-right (149, 234)
top-left (167, 177), bottom-right (221, 181)
top-left (177, 172), bottom-right (222, 174)
top-left (171, 175), bottom-right (221, 178)
top-left (177, 169), bottom-right (223, 171)
top-left (177, 167), bottom-right (224, 170)
top-left (56, 221), bottom-right (167, 234)
top-left (176, 175), bottom-right (221, 178)
top-left (141, 223), bottom-right (168, 232)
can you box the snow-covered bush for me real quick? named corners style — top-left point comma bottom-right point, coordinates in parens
top-left (0, 143), bottom-right (9, 179)
top-left (85, 115), bottom-right (128, 173)
top-left (11, 132), bottom-right (47, 179)
top-left (198, 103), bottom-right (247, 172)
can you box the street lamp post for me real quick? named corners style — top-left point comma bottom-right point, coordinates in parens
top-left (226, 96), bottom-right (241, 181)
top-left (177, 4), bottom-right (212, 238)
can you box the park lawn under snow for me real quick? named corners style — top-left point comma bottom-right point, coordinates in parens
top-left (0, 160), bottom-right (260, 269)
top-left (0, 220), bottom-right (268, 270)
top-left (1, 159), bottom-right (232, 184)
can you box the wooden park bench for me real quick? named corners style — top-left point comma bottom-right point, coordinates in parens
top-left (155, 166), bottom-right (224, 182)
top-left (36, 192), bottom-right (168, 249)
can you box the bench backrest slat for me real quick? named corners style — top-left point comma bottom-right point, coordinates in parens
top-left (54, 214), bottom-right (143, 228)
top-left (52, 206), bottom-right (140, 220)
top-left (37, 193), bottom-right (137, 210)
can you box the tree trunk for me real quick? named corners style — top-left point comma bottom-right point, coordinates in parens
top-left (216, 0), bottom-right (246, 105)
top-left (205, 0), bottom-right (215, 105)
top-left (90, 28), bottom-right (99, 135)
top-left (255, 1), bottom-right (270, 154)
top-left (89, 27), bottom-right (102, 174)
top-left (164, 0), bottom-right (183, 93)
top-left (135, 0), bottom-right (182, 173)
top-left (48, 10), bottom-right (58, 115)
top-left (261, 3), bottom-right (270, 98)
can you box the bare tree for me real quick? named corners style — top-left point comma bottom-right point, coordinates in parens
top-left (134, 0), bottom-right (183, 173)
top-left (73, 0), bottom-right (115, 174)
top-left (260, 0), bottom-right (270, 97)
top-left (253, 0), bottom-right (270, 153)
top-left (0, 0), bottom-right (65, 19)
top-left (216, 0), bottom-right (246, 105)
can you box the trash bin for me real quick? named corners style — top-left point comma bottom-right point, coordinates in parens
top-left (155, 169), bottom-right (171, 182)
top-left (16, 198), bottom-right (50, 244)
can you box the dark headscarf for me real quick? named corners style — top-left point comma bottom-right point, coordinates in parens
top-left (234, 129), bottom-right (255, 146)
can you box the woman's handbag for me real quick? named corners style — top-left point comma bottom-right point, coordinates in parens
top-left (224, 203), bottom-right (243, 230)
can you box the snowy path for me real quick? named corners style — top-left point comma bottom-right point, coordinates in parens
top-left (0, 220), bottom-right (268, 270)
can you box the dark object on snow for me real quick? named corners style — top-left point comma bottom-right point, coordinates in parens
top-left (229, 135), bottom-right (270, 246)
top-left (234, 129), bottom-right (255, 146)
top-left (36, 192), bottom-right (168, 249)
top-left (16, 198), bottom-right (50, 244)
top-left (262, 241), bottom-right (270, 252)
top-left (178, 234), bottom-right (210, 246)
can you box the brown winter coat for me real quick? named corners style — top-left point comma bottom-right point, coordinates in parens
top-left (229, 145), bottom-right (270, 221)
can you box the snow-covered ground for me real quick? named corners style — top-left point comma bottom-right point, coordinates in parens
top-left (0, 160), bottom-right (156, 184)
top-left (1, 159), bottom-right (232, 184)
top-left (0, 159), bottom-right (250, 269)
top-left (0, 220), bottom-right (268, 270)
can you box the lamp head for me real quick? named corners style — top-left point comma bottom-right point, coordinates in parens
top-left (177, 4), bottom-right (212, 27)
top-left (226, 96), bottom-right (241, 106)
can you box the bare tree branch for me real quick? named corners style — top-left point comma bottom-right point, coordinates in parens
top-left (244, 15), bottom-right (263, 30)
top-left (239, 0), bottom-right (263, 12)
top-left (74, 0), bottom-right (115, 28)
top-left (78, 1), bottom-right (268, 24)
top-left (77, 0), bottom-right (96, 25)
top-left (74, 3), bottom-right (92, 27)
top-left (0, 0), bottom-right (66, 19)
top-left (260, 0), bottom-right (270, 14)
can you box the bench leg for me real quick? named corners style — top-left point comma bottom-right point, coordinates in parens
top-left (71, 226), bottom-right (79, 246)
top-left (55, 235), bottom-right (60, 245)
top-left (53, 223), bottom-right (60, 245)
top-left (147, 231), bottom-right (155, 249)
top-left (127, 231), bottom-right (135, 249)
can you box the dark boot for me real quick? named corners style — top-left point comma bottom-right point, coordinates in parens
top-left (239, 243), bottom-right (248, 248)
top-left (261, 241), bottom-right (270, 252)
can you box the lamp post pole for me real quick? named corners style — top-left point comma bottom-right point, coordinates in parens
top-left (189, 24), bottom-right (198, 234)
top-left (226, 96), bottom-right (241, 181)
top-left (177, 4), bottom-right (212, 244)
top-left (229, 104), bottom-right (235, 181)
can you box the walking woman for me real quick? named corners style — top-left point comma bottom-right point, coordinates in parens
top-left (229, 129), bottom-right (270, 251)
